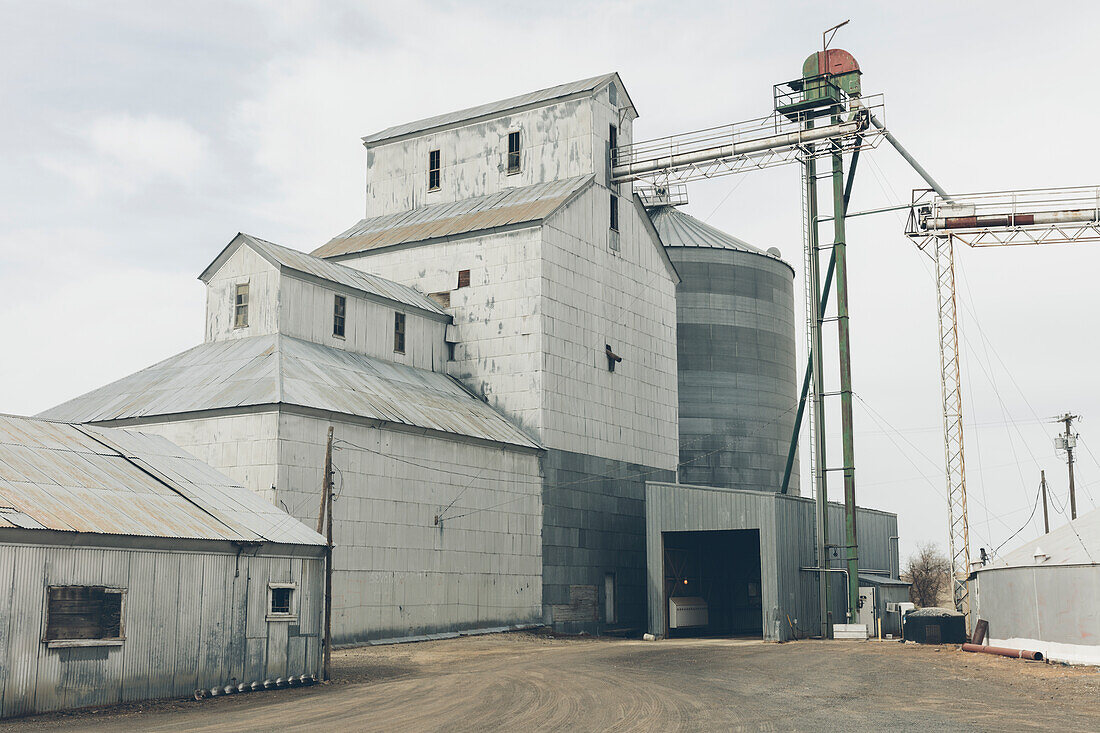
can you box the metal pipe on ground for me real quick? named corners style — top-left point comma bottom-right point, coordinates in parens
top-left (961, 643), bottom-right (1044, 661)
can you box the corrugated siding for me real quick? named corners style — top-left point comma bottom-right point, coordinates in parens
top-left (645, 483), bottom-right (901, 642)
top-left (0, 543), bottom-right (324, 719)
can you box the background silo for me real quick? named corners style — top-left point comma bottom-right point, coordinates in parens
top-left (649, 205), bottom-right (800, 494)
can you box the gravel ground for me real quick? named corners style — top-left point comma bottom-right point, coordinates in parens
top-left (3, 632), bottom-right (1097, 732)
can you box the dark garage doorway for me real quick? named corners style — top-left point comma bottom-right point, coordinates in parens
top-left (662, 529), bottom-right (763, 638)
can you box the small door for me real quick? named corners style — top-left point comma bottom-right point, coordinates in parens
top-left (604, 573), bottom-right (616, 624)
top-left (857, 586), bottom-right (876, 631)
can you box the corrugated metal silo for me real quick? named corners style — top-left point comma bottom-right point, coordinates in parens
top-left (649, 205), bottom-right (800, 493)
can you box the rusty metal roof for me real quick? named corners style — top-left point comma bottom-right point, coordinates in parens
top-left (361, 73), bottom-right (626, 147)
top-left (39, 335), bottom-right (540, 450)
top-left (201, 233), bottom-right (447, 317)
top-left (0, 414), bottom-right (324, 545)
top-left (313, 176), bottom-right (592, 259)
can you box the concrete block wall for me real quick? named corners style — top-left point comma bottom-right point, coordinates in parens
top-left (339, 227), bottom-right (544, 439)
top-left (274, 413), bottom-right (542, 644)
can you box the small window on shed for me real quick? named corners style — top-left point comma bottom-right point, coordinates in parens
top-left (394, 312), bottom-right (406, 353)
top-left (333, 294), bottom-right (346, 338)
top-left (609, 193), bottom-right (619, 232)
top-left (457, 269), bottom-right (470, 289)
top-left (45, 586), bottom-right (124, 645)
top-left (428, 149), bottom-right (441, 191)
top-left (267, 583), bottom-right (297, 621)
top-left (234, 283), bottom-right (249, 328)
top-left (507, 131), bottom-right (521, 174)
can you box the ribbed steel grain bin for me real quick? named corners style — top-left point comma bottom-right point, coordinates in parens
top-left (649, 206), bottom-right (799, 493)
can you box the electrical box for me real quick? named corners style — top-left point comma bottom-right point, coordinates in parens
top-left (668, 596), bottom-right (708, 628)
top-left (1054, 434), bottom-right (1077, 450)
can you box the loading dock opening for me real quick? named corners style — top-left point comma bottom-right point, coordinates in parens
top-left (662, 529), bottom-right (763, 638)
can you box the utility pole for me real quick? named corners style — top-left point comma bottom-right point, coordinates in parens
top-left (320, 426), bottom-right (334, 681)
top-left (1040, 470), bottom-right (1049, 534)
top-left (1056, 414), bottom-right (1079, 520)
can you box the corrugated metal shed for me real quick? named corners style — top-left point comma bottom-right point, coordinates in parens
top-left (0, 414), bottom-right (323, 545)
top-left (39, 334), bottom-right (540, 450)
top-left (201, 233), bottom-right (447, 317)
top-left (313, 176), bottom-right (593, 259)
top-left (647, 205), bottom-right (773, 255)
top-left (361, 73), bottom-right (624, 147)
top-left (998, 505), bottom-right (1099, 566)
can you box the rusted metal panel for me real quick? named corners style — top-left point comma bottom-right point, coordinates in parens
top-left (0, 415), bottom-right (325, 546)
top-left (313, 176), bottom-right (592, 258)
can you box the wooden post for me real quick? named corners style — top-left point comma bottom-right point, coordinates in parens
top-left (1040, 470), bottom-right (1050, 534)
top-left (322, 426), bottom-right (334, 681)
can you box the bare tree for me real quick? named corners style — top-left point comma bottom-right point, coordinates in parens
top-left (905, 542), bottom-right (951, 608)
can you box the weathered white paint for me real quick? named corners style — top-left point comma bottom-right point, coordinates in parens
top-left (364, 82), bottom-right (634, 217)
top-left (0, 538), bottom-right (323, 719)
top-left (205, 245), bottom-right (279, 342)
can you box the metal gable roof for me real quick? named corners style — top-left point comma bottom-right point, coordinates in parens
top-left (361, 73), bottom-right (627, 147)
top-left (313, 175), bottom-right (593, 259)
top-left (202, 233), bottom-right (447, 317)
top-left (38, 335), bottom-right (540, 451)
top-left (0, 414), bottom-right (324, 545)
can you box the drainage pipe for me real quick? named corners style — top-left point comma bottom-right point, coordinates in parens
top-left (961, 643), bottom-right (1044, 661)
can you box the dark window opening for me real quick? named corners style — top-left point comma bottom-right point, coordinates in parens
top-left (608, 82), bottom-right (618, 106)
top-left (333, 294), bottom-right (346, 338)
top-left (447, 341), bottom-right (456, 361)
top-left (394, 312), bottom-right (406, 353)
top-left (234, 283), bottom-right (249, 328)
top-left (428, 149), bottom-right (441, 191)
top-left (46, 586), bottom-right (123, 642)
top-left (457, 269), bottom-right (470, 289)
top-left (270, 587), bottom-right (293, 616)
top-left (609, 194), bottom-right (619, 232)
top-left (609, 124), bottom-right (618, 166)
top-left (507, 131), bottom-right (521, 174)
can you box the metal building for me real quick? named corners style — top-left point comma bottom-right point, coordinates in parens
top-left (0, 414), bottom-right (325, 718)
top-left (971, 507), bottom-right (1100, 665)
top-left (645, 481), bottom-right (901, 641)
top-left (648, 205), bottom-right (799, 493)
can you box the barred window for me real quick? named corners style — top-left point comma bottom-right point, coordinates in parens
top-left (45, 586), bottom-right (124, 644)
top-left (267, 583), bottom-right (297, 622)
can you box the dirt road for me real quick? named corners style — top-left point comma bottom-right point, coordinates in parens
top-left (4, 633), bottom-right (1098, 732)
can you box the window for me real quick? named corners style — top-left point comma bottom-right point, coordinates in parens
top-left (609, 124), bottom-right (618, 166)
top-left (608, 82), bottom-right (618, 106)
top-left (507, 131), bottom-right (521, 174)
top-left (233, 283), bottom-right (249, 328)
top-left (333, 294), bottom-right (346, 338)
top-left (428, 149), bottom-right (441, 191)
top-left (45, 586), bottom-right (124, 646)
top-left (609, 194), bottom-right (619, 232)
top-left (394, 312), bottom-right (406, 353)
top-left (267, 583), bottom-right (297, 621)
top-left (457, 269), bottom-right (470, 289)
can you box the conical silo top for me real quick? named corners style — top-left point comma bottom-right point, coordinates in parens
top-left (647, 205), bottom-right (771, 255)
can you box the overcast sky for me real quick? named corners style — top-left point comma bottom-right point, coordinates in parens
top-left (2, 1), bottom-right (1098, 563)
